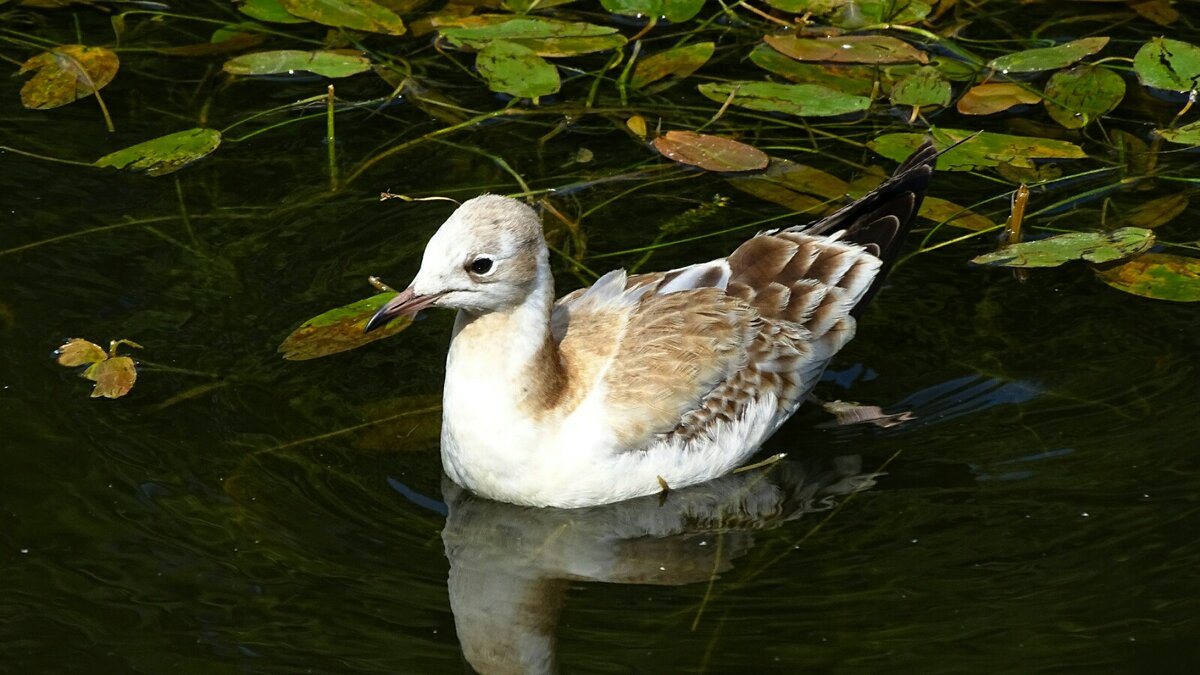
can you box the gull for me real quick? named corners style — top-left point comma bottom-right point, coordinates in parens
top-left (366, 142), bottom-right (936, 508)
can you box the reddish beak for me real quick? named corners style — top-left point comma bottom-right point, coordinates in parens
top-left (364, 286), bottom-right (444, 333)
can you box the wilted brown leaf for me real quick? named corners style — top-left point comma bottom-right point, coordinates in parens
top-left (957, 83), bottom-right (1041, 115)
top-left (56, 338), bottom-right (108, 366)
top-left (84, 356), bottom-right (138, 399)
top-left (18, 44), bottom-right (119, 109)
top-left (653, 131), bottom-right (769, 172)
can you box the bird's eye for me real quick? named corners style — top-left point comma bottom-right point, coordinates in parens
top-left (469, 257), bottom-right (494, 275)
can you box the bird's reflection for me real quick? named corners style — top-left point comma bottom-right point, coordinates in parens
top-left (441, 455), bottom-right (878, 675)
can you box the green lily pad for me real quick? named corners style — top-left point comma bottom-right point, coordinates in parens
top-left (971, 227), bottom-right (1155, 268)
top-left (1043, 64), bottom-right (1125, 129)
top-left (632, 42), bottom-right (713, 89)
top-left (223, 50), bottom-right (372, 78)
top-left (956, 83), bottom-right (1041, 115)
top-left (653, 131), bottom-right (768, 172)
top-left (279, 292), bottom-right (411, 361)
top-left (475, 40), bottom-right (560, 99)
top-left (749, 44), bottom-right (879, 96)
top-left (238, 0), bottom-right (308, 23)
top-left (1133, 37), bottom-right (1200, 92)
top-left (889, 65), bottom-right (951, 108)
top-left (698, 81), bottom-right (871, 117)
top-left (600, 0), bottom-right (704, 22)
top-left (95, 128), bottom-right (222, 177)
top-left (18, 44), bottom-right (118, 110)
top-left (440, 16), bottom-right (626, 57)
top-left (503, 0), bottom-right (577, 11)
top-left (764, 0), bottom-right (931, 26)
top-left (1157, 119), bottom-right (1200, 146)
top-left (869, 129), bottom-right (1086, 171)
top-left (277, 0), bottom-right (405, 36)
top-left (987, 37), bottom-right (1109, 74)
top-left (1096, 253), bottom-right (1200, 302)
top-left (764, 35), bottom-right (928, 65)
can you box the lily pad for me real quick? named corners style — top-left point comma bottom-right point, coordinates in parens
top-left (439, 16), bottom-right (626, 57)
top-left (698, 81), bottom-right (871, 117)
top-left (764, 35), bottom-right (928, 65)
top-left (55, 338), bottom-right (141, 399)
top-left (653, 131), bottom-right (768, 172)
top-left (277, 0), bottom-right (406, 36)
top-left (956, 83), bottom-right (1041, 115)
top-left (889, 65), bottom-right (951, 108)
top-left (475, 40), bottom-right (560, 99)
top-left (748, 44), bottom-right (879, 96)
top-left (1095, 253), bottom-right (1200, 302)
top-left (971, 227), bottom-right (1155, 268)
top-left (56, 337), bottom-right (107, 367)
top-left (869, 129), bottom-right (1087, 171)
top-left (223, 50), bottom-right (373, 78)
top-left (600, 0), bottom-right (705, 22)
top-left (18, 44), bottom-right (118, 110)
top-left (1043, 64), bottom-right (1125, 129)
top-left (632, 42), bottom-right (714, 89)
top-left (238, 0), bottom-right (308, 23)
top-left (279, 292), bottom-right (412, 361)
top-left (1157, 119), bottom-right (1200, 146)
top-left (987, 37), bottom-right (1109, 74)
top-left (1127, 0), bottom-right (1179, 27)
top-left (95, 128), bottom-right (222, 177)
top-left (1133, 37), bottom-right (1200, 93)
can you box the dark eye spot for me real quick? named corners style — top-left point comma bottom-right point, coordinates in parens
top-left (470, 257), bottom-right (493, 275)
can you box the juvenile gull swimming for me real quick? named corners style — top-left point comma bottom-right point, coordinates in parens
top-left (367, 143), bottom-right (937, 508)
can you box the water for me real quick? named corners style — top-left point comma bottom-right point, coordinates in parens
top-left (3, 6), bottom-right (1200, 673)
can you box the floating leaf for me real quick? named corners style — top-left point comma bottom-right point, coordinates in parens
top-left (56, 338), bottom-right (107, 367)
top-left (870, 129), bottom-right (1086, 171)
top-left (1157, 119), bottom-right (1200, 146)
top-left (748, 44), bottom-right (878, 96)
top-left (277, 0), bottom-right (406, 35)
top-left (279, 292), bottom-right (412, 360)
top-left (956, 83), bottom-right (1041, 115)
top-left (987, 37), bottom-right (1109, 74)
top-left (475, 40), bottom-right (560, 99)
top-left (18, 44), bottom-right (118, 110)
top-left (653, 131), bottom-right (768, 172)
top-left (889, 65), bottom-right (950, 108)
top-left (1127, 0), bottom-right (1179, 27)
top-left (1133, 37), bottom-right (1200, 92)
top-left (238, 0), bottom-right (308, 23)
top-left (439, 16), bottom-right (626, 57)
top-left (600, 0), bottom-right (704, 22)
top-left (1043, 64), bottom-right (1125, 129)
top-left (1096, 253), bottom-right (1200, 302)
top-left (95, 128), bottom-right (222, 177)
top-left (920, 196), bottom-right (997, 231)
top-left (698, 81), bottom-right (871, 117)
top-left (971, 227), bottom-right (1155, 268)
top-left (1113, 194), bottom-right (1189, 229)
top-left (631, 42), bottom-right (713, 89)
top-left (84, 357), bottom-right (137, 399)
top-left (764, 35), bottom-right (928, 65)
top-left (223, 49), bottom-right (372, 77)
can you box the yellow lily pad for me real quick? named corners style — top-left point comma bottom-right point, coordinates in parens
top-left (18, 44), bottom-right (118, 110)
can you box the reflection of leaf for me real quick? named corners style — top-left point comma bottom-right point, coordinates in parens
top-left (84, 357), bottom-right (138, 399)
top-left (920, 196), bottom-right (997, 231)
top-left (987, 37), bottom-right (1108, 73)
top-left (95, 128), bottom-right (222, 177)
top-left (1133, 37), bottom-right (1200, 92)
top-left (1157, 119), bottom-right (1200, 146)
top-left (18, 44), bottom-right (118, 109)
top-left (223, 50), bottom-right (373, 77)
top-left (727, 158), bottom-right (843, 213)
top-left (764, 35), bottom-right (928, 64)
top-left (238, 0), bottom-right (308, 23)
top-left (971, 228), bottom-right (1155, 268)
top-left (956, 83), bottom-right (1041, 115)
top-left (698, 81), bottom-right (870, 117)
top-left (749, 44), bottom-right (879, 95)
top-left (1127, 0), bottom-right (1179, 27)
top-left (439, 16), bottom-right (625, 57)
top-left (889, 66), bottom-right (950, 108)
top-left (56, 338), bottom-right (107, 366)
top-left (1113, 194), bottom-right (1189, 229)
top-left (475, 40), bottom-right (560, 99)
top-left (1096, 253), bottom-right (1200, 302)
top-left (277, 0), bottom-right (406, 35)
top-left (653, 131), bottom-right (768, 172)
top-left (632, 42), bottom-right (713, 89)
top-left (279, 292), bottom-right (411, 361)
top-left (1043, 64), bottom-right (1125, 129)
top-left (870, 129), bottom-right (1086, 171)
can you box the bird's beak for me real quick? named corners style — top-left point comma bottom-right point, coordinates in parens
top-left (364, 286), bottom-right (444, 333)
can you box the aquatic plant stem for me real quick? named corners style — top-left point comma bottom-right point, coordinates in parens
top-left (0, 145), bottom-right (95, 167)
top-left (327, 84), bottom-right (339, 192)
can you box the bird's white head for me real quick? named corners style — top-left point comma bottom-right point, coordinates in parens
top-left (366, 195), bottom-right (548, 331)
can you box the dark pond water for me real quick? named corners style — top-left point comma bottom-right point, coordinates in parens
top-left (3, 4), bottom-right (1200, 674)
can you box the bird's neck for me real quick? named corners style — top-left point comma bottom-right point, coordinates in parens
top-left (445, 264), bottom-right (567, 418)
